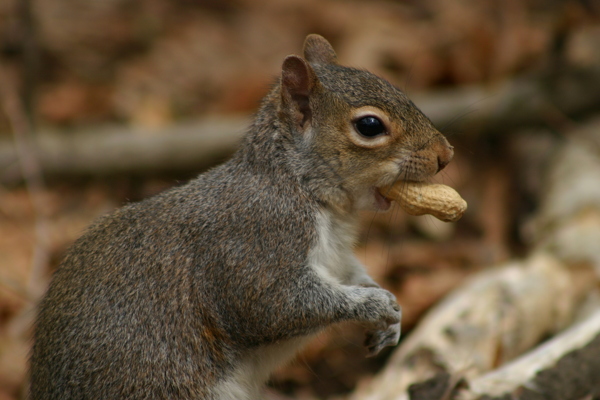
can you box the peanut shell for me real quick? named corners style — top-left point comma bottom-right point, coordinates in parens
top-left (382, 182), bottom-right (467, 222)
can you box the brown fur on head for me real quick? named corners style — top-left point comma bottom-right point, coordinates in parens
top-left (278, 34), bottom-right (453, 212)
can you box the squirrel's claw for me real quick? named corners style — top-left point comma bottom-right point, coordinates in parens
top-left (364, 322), bottom-right (401, 357)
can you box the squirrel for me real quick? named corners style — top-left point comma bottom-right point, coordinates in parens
top-left (30, 34), bottom-right (454, 400)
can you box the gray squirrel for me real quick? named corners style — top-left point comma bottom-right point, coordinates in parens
top-left (30, 34), bottom-right (454, 399)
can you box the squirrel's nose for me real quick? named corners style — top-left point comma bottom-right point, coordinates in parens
top-left (436, 142), bottom-right (454, 173)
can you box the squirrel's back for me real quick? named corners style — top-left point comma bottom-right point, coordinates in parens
top-left (31, 152), bottom-right (320, 399)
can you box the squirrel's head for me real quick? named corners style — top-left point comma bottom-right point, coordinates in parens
top-left (278, 34), bottom-right (454, 212)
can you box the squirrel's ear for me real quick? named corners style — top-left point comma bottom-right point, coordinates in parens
top-left (303, 34), bottom-right (338, 65)
top-left (281, 55), bottom-right (318, 129)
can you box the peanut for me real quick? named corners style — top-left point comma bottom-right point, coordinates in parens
top-left (381, 182), bottom-right (467, 222)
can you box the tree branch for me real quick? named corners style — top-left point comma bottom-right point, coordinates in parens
top-left (2, 63), bottom-right (600, 182)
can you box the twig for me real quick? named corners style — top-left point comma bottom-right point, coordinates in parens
top-left (0, 63), bottom-right (49, 300)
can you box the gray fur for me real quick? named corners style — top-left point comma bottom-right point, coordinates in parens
top-left (30, 34), bottom-right (452, 399)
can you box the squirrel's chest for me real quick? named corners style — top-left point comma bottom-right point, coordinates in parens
top-left (307, 210), bottom-right (359, 284)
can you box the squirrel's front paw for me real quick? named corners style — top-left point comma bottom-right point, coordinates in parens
top-left (364, 323), bottom-right (401, 357)
top-left (352, 287), bottom-right (401, 330)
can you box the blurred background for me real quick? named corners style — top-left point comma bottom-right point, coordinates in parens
top-left (1, 0), bottom-right (600, 399)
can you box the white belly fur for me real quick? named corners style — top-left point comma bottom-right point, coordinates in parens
top-left (213, 336), bottom-right (315, 400)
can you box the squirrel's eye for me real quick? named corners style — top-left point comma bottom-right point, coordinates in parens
top-left (354, 116), bottom-right (386, 138)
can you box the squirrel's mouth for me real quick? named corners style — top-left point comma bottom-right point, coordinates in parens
top-left (373, 187), bottom-right (392, 211)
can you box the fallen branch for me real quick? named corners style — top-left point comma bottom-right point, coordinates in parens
top-left (458, 310), bottom-right (600, 399)
top-left (412, 66), bottom-right (600, 135)
top-left (2, 64), bottom-right (600, 182)
top-left (351, 252), bottom-right (594, 400)
top-left (0, 115), bottom-right (250, 183)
